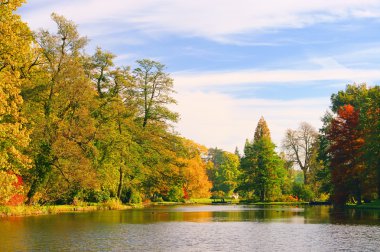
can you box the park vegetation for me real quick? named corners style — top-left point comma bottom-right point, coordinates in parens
top-left (1, 1), bottom-right (379, 210)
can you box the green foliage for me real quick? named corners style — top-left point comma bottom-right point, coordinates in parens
top-left (129, 191), bottom-right (142, 204)
top-left (133, 59), bottom-right (178, 128)
top-left (207, 148), bottom-right (240, 197)
top-left (324, 84), bottom-right (380, 206)
top-left (167, 186), bottom-right (185, 202)
top-left (292, 183), bottom-right (315, 201)
top-left (80, 189), bottom-right (110, 203)
top-left (240, 117), bottom-right (286, 201)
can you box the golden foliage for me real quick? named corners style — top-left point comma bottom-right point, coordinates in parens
top-left (0, 0), bottom-right (32, 173)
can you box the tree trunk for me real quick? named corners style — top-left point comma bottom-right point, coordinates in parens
top-left (355, 184), bottom-right (362, 205)
top-left (303, 169), bottom-right (308, 185)
top-left (377, 161), bottom-right (380, 199)
top-left (117, 167), bottom-right (123, 199)
top-left (260, 187), bottom-right (265, 202)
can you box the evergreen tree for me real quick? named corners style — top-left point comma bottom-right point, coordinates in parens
top-left (241, 117), bottom-right (285, 201)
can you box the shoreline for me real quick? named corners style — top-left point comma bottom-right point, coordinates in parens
top-left (0, 202), bottom-right (134, 218)
top-left (2, 199), bottom-right (379, 218)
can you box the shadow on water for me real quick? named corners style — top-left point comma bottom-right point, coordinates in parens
top-left (329, 207), bottom-right (380, 225)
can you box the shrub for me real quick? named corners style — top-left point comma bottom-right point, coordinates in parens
top-left (292, 183), bottom-right (315, 201)
top-left (103, 198), bottom-right (122, 210)
top-left (167, 186), bottom-right (185, 202)
top-left (129, 191), bottom-right (142, 204)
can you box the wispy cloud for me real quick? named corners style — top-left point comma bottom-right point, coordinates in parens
top-left (173, 68), bottom-right (380, 89)
top-left (172, 64), bottom-right (379, 150)
top-left (20, 0), bottom-right (380, 43)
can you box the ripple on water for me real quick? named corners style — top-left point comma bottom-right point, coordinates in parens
top-left (1, 205), bottom-right (380, 251)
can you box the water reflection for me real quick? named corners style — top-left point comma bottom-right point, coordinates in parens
top-left (1, 205), bottom-right (380, 251)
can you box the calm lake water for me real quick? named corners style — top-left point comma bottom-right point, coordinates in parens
top-left (1, 205), bottom-right (380, 251)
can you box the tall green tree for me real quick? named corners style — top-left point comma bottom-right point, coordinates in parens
top-left (132, 59), bottom-right (178, 128)
top-left (207, 148), bottom-right (240, 197)
top-left (241, 117), bottom-right (285, 201)
top-left (86, 47), bottom-right (143, 202)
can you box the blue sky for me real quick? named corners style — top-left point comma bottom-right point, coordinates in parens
top-left (18, 0), bottom-right (380, 152)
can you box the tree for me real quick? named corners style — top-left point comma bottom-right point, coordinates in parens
top-left (180, 139), bottom-right (212, 198)
top-left (132, 59), bottom-right (178, 128)
top-left (315, 112), bottom-right (333, 196)
top-left (24, 14), bottom-right (98, 204)
top-left (207, 149), bottom-right (240, 198)
top-left (0, 0), bottom-right (33, 204)
top-left (87, 47), bottom-right (116, 98)
top-left (327, 105), bottom-right (365, 206)
top-left (240, 117), bottom-right (285, 201)
top-left (360, 86), bottom-right (380, 198)
top-left (85, 47), bottom-right (142, 202)
top-left (282, 122), bottom-right (318, 185)
top-left (254, 116), bottom-right (271, 141)
top-left (329, 84), bottom-right (379, 200)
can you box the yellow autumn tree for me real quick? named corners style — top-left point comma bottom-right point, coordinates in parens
top-left (180, 139), bottom-right (212, 198)
top-left (0, 0), bottom-right (32, 204)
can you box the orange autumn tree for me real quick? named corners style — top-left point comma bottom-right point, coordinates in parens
top-left (327, 105), bottom-right (365, 206)
top-left (180, 139), bottom-right (212, 199)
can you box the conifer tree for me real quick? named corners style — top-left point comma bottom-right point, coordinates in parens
top-left (241, 117), bottom-right (285, 201)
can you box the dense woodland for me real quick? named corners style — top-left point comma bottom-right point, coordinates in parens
top-left (1, 1), bottom-right (379, 208)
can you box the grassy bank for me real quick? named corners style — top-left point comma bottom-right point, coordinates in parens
top-left (0, 199), bottom-right (132, 217)
top-left (0, 198), bottom-right (327, 218)
top-left (348, 200), bottom-right (380, 210)
top-left (187, 198), bottom-right (240, 204)
top-left (245, 201), bottom-right (309, 205)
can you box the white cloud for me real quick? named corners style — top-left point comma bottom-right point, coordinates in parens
top-left (20, 0), bottom-right (380, 42)
top-left (172, 65), bottom-right (380, 152)
top-left (174, 91), bottom-right (329, 152)
top-left (173, 68), bottom-right (380, 89)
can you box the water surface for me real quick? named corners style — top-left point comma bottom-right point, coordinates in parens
top-left (1, 205), bottom-right (380, 251)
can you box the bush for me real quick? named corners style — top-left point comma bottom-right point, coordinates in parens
top-left (86, 189), bottom-right (110, 203)
top-left (210, 191), bottom-right (225, 199)
top-left (129, 191), bottom-right (142, 204)
top-left (167, 186), bottom-right (185, 202)
top-left (292, 183), bottom-right (314, 201)
top-left (103, 198), bottom-right (122, 210)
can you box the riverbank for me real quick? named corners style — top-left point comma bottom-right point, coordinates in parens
top-left (0, 199), bottom-right (133, 218)
top-left (0, 199), bottom-right (303, 217)
top-left (3, 199), bottom-right (379, 218)
top-left (348, 200), bottom-right (380, 210)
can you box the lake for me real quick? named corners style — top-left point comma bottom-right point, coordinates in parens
top-left (1, 205), bottom-right (380, 251)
